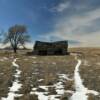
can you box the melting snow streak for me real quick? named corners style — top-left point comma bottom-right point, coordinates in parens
top-left (70, 57), bottom-right (99, 100)
top-left (2, 58), bottom-right (23, 100)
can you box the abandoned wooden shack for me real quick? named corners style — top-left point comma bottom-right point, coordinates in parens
top-left (33, 41), bottom-right (68, 55)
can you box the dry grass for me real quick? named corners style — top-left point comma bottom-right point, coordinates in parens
top-left (69, 48), bottom-right (100, 99)
top-left (16, 55), bottom-right (76, 99)
top-left (0, 48), bottom-right (100, 100)
top-left (0, 54), bottom-right (13, 97)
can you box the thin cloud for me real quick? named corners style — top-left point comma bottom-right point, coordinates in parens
top-left (39, 6), bottom-right (100, 47)
top-left (51, 1), bottom-right (70, 12)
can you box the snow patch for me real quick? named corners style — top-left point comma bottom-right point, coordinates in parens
top-left (52, 62), bottom-right (56, 65)
top-left (39, 86), bottom-right (48, 91)
top-left (33, 61), bottom-right (37, 64)
top-left (58, 74), bottom-right (73, 81)
top-left (0, 59), bottom-right (4, 61)
top-left (3, 57), bottom-right (9, 60)
top-left (12, 59), bottom-right (19, 68)
top-left (38, 79), bottom-right (44, 82)
top-left (31, 56), bottom-right (37, 59)
top-left (83, 60), bottom-right (90, 66)
top-left (30, 73), bottom-right (72, 100)
top-left (96, 62), bottom-right (100, 65)
top-left (1, 58), bottom-right (23, 100)
top-left (70, 56), bottom-right (99, 100)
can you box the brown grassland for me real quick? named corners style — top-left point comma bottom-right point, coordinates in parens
top-left (0, 48), bottom-right (100, 100)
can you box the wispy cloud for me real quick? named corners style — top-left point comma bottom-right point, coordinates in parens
top-left (51, 1), bottom-right (70, 12)
top-left (39, 2), bottom-right (100, 47)
top-left (55, 8), bottom-right (100, 35)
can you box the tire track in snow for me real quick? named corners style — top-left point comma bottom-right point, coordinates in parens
top-left (70, 54), bottom-right (99, 100)
top-left (1, 58), bottom-right (23, 100)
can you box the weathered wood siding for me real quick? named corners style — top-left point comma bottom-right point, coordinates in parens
top-left (33, 41), bottom-right (68, 55)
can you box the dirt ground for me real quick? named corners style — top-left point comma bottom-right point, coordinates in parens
top-left (0, 48), bottom-right (100, 100)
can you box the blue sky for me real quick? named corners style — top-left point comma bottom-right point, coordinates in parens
top-left (0, 0), bottom-right (100, 47)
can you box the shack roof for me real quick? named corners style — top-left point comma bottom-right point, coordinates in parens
top-left (34, 40), bottom-right (68, 50)
top-left (35, 40), bottom-right (68, 45)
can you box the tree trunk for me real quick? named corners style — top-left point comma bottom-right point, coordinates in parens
top-left (22, 44), bottom-right (26, 49)
top-left (13, 47), bottom-right (17, 53)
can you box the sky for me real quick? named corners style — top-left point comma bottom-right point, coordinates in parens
top-left (0, 0), bottom-right (100, 47)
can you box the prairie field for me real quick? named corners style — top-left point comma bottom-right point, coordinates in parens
top-left (0, 48), bottom-right (100, 100)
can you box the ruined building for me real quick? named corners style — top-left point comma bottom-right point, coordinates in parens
top-left (33, 41), bottom-right (68, 55)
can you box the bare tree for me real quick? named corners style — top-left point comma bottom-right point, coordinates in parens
top-left (0, 30), bottom-right (4, 42)
top-left (4, 24), bottom-right (30, 53)
top-left (18, 34), bottom-right (30, 49)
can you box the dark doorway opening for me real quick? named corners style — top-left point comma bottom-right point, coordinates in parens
top-left (55, 49), bottom-right (63, 55)
top-left (38, 50), bottom-right (47, 55)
